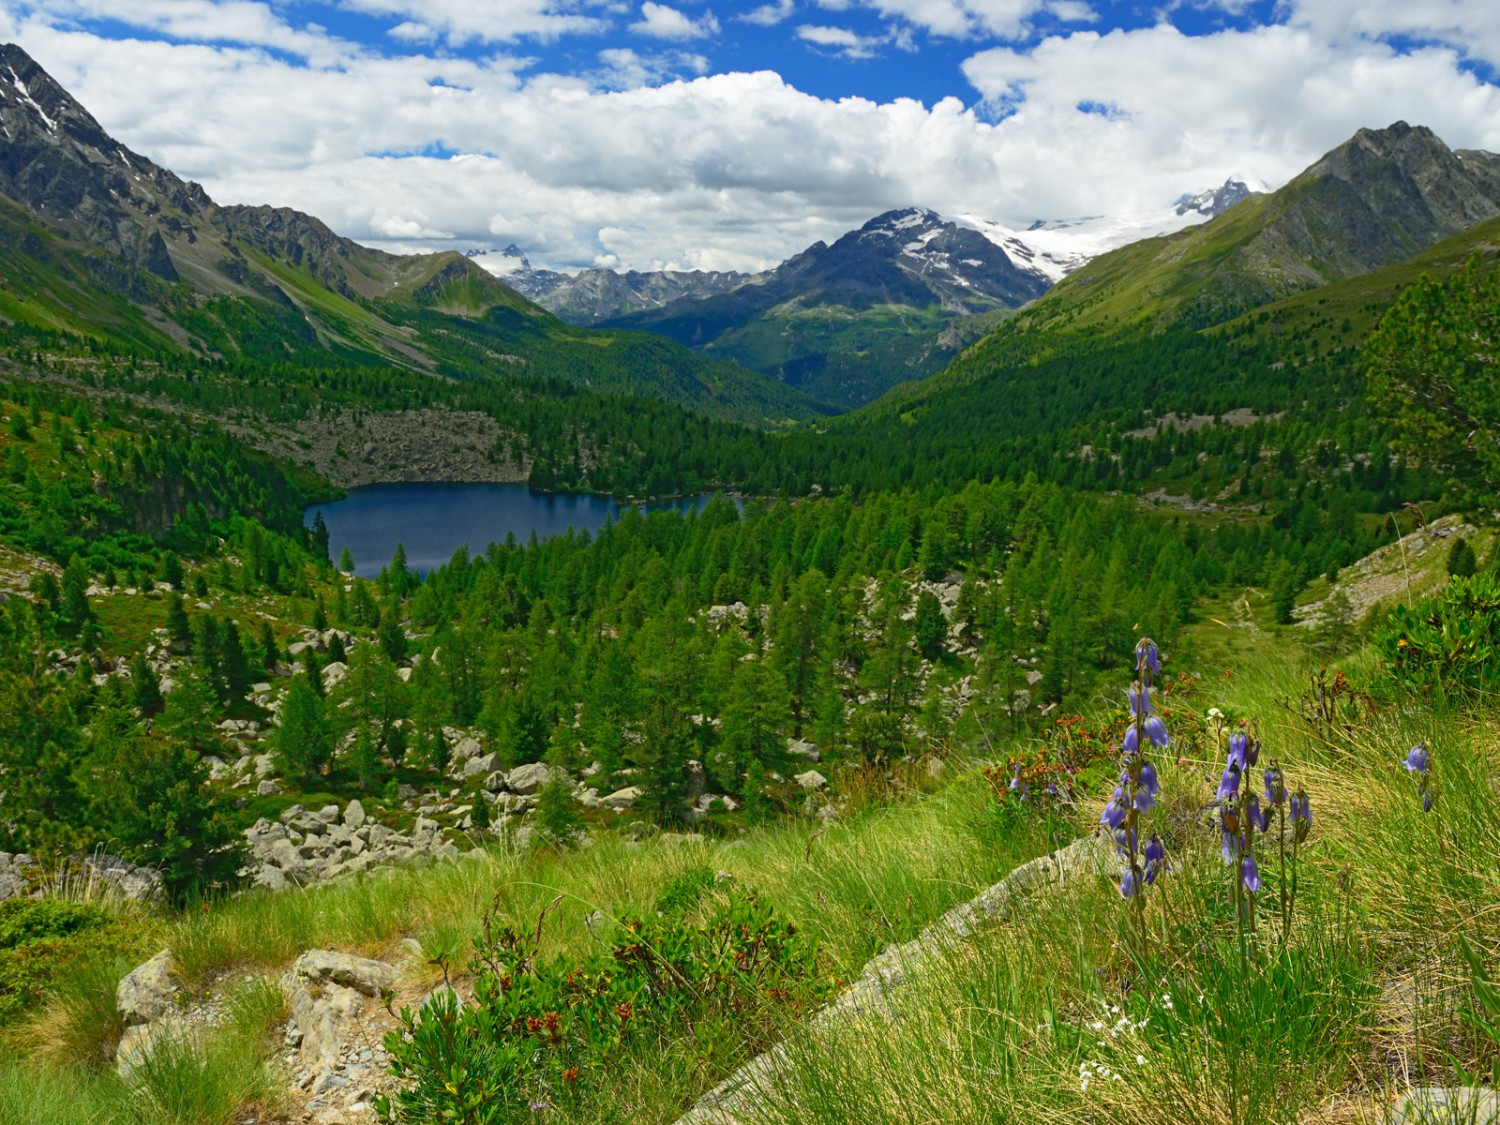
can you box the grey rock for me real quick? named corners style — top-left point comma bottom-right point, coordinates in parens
top-left (463, 752), bottom-right (500, 778)
top-left (1384, 1088), bottom-right (1500, 1124)
top-left (506, 762), bottom-right (563, 795)
top-left (343, 800), bottom-right (367, 830)
top-left (287, 949), bottom-right (397, 997)
top-left (795, 770), bottom-right (828, 792)
top-left (0, 852), bottom-right (41, 901)
top-left (314, 804), bottom-right (341, 824)
top-left (256, 779), bottom-right (283, 796)
top-left (787, 738), bottom-right (820, 762)
top-left (601, 786), bottom-right (642, 810)
top-left (117, 949), bottom-right (177, 1027)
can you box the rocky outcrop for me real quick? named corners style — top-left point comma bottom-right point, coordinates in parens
top-left (283, 948), bottom-right (400, 1108)
top-left (675, 831), bottom-right (1111, 1125)
top-left (0, 850), bottom-right (161, 905)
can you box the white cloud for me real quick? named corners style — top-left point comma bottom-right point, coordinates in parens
top-left (340, 0), bottom-right (612, 44)
top-left (3, 9), bottom-right (1500, 277)
top-left (1282, 0), bottom-right (1500, 68)
top-left (740, 0), bottom-right (795, 26)
top-left (629, 2), bottom-right (719, 40)
top-left (797, 23), bottom-right (886, 56)
top-left (5, 0), bottom-right (354, 62)
top-left (594, 46), bottom-right (709, 88)
top-left (841, 0), bottom-right (1058, 40)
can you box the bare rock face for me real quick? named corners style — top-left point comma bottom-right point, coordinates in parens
top-left (284, 950), bottom-right (398, 1078)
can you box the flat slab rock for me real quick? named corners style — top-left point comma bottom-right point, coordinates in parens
top-left (674, 830), bottom-right (1110, 1125)
top-left (1385, 1087), bottom-right (1500, 1124)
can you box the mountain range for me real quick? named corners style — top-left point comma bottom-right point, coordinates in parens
top-left (5, 39), bottom-right (1500, 430)
top-left (465, 181), bottom-right (1257, 408)
top-left (0, 43), bottom-right (819, 426)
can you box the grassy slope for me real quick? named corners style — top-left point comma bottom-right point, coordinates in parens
top-left (10, 602), bottom-right (1500, 1123)
top-left (0, 211), bottom-right (824, 427)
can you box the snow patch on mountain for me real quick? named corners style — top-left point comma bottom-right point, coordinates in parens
top-left (955, 178), bottom-right (1264, 283)
top-left (466, 244), bottom-right (536, 279)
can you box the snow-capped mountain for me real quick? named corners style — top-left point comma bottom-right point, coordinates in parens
top-left (956, 178), bottom-right (1263, 284)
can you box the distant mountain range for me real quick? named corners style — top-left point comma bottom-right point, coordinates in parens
top-left (0, 43), bottom-right (820, 426)
top-left (462, 180), bottom-right (1259, 408)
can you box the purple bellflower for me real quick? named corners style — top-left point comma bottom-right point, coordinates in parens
top-left (1404, 744), bottom-right (1435, 813)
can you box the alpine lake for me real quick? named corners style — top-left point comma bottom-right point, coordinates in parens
top-left (305, 482), bottom-right (733, 578)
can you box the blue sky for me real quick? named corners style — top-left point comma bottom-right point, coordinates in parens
top-left (4, 1), bottom-right (1500, 272)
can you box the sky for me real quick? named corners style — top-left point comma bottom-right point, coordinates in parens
top-left (3, 0), bottom-right (1500, 273)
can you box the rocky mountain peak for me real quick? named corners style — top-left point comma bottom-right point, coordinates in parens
top-left (1175, 178), bottom-right (1256, 219)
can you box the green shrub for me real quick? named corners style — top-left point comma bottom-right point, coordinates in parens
top-left (0, 899), bottom-right (113, 1026)
top-left (1378, 574), bottom-right (1500, 698)
top-left (376, 885), bottom-right (830, 1123)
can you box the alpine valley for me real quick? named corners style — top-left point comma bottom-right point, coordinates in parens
top-left (3, 36), bottom-right (1500, 1125)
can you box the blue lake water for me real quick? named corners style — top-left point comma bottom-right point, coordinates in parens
top-left (306, 483), bottom-right (727, 578)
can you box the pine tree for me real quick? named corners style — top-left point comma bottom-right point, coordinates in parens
top-left (913, 590), bottom-right (947, 660)
top-left (158, 665), bottom-right (222, 756)
top-left (129, 653), bottom-right (164, 716)
top-left (275, 675), bottom-right (334, 786)
top-left (1448, 537), bottom-right (1478, 578)
top-left (165, 593), bottom-right (192, 649)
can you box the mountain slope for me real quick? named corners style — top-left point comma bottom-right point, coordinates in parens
top-left (0, 43), bottom-right (820, 425)
top-left (961, 122), bottom-right (1500, 362)
top-left (597, 208), bottom-right (1051, 407)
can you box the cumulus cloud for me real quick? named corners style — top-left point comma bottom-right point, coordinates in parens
top-left (1282, 0), bottom-right (1500, 67)
top-left (629, 2), bottom-right (719, 40)
top-left (837, 0), bottom-right (1082, 40)
top-left (4, 0), bottom-right (353, 61)
top-left (3, 5), bottom-right (1500, 276)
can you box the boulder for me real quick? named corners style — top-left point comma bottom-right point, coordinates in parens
top-left (314, 804), bottom-right (341, 824)
top-left (343, 799), bottom-right (367, 830)
top-left (483, 770), bottom-right (508, 792)
top-left (506, 762), bottom-right (564, 796)
top-left (787, 738), bottom-right (820, 762)
top-left (283, 949), bottom-right (396, 1077)
top-left (452, 737), bottom-right (483, 761)
top-left (255, 779), bottom-right (282, 796)
top-left (0, 852), bottom-right (41, 902)
top-left (795, 770), bottom-right (828, 792)
top-left (287, 949), bottom-right (397, 998)
top-left (320, 661), bottom-right (348, 690)
top-left (462, 752), bottom-right (500, 778)
top-left (83, 854), bottom-right (163, 903)
top-left (117, 949), bottom-right (177, 1027)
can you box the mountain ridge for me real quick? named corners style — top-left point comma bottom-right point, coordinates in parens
top-left (0, 42), bottom-right (821, 425)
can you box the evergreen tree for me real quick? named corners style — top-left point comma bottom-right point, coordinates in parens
top-left (534, 775), bottom-right (581, 849)
top-left (913, 589), bottom-right (947, 660)
top-left (1448, 537), bottom-right (1478, 578)
top-left (166, 593), bottom-right (192, 649)
top-left (275, 675), bottom-right (335, 786)
top-left (107, 738), bottom-right (243, 900)
top-left (129, 653), bottom-right (164, 716)
top-left (158, 665), bottom-right (222, 756)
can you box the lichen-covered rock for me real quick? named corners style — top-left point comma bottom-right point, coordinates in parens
top-left (117, 949), bottom-right (177, 1027)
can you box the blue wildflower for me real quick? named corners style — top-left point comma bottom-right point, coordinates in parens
top-left (1143, 836), bottom-right (1166, 884)
top-left (1135, 638), bottom-right (1161, 677)
top-left (1217, 764), bottom-right (1241, 803)
top-left (1404, 744), bottom-right (1430, 775)
top-left (1240, 854), bottom-right (1261, 894)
